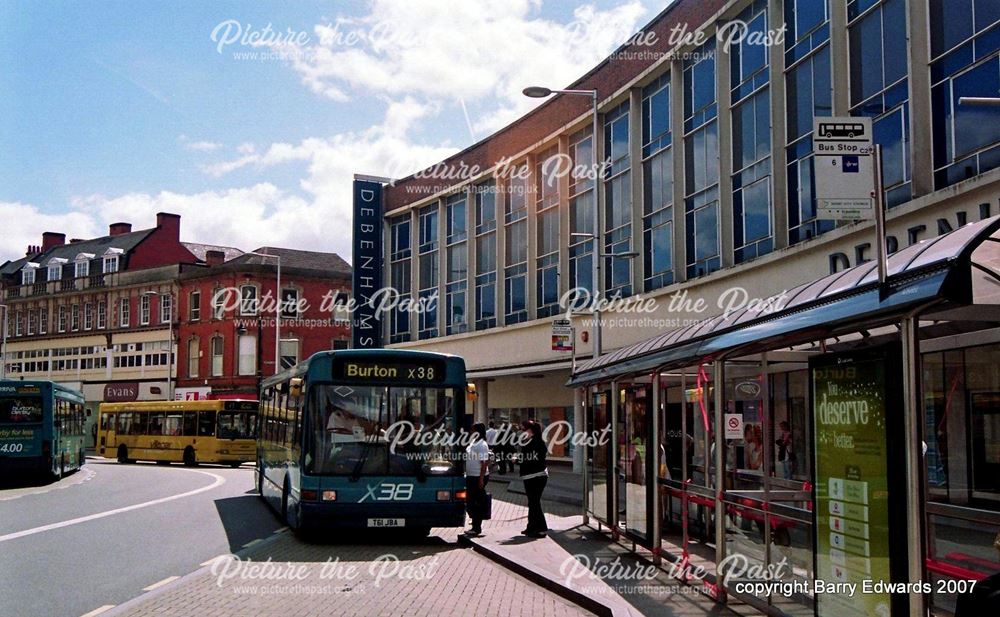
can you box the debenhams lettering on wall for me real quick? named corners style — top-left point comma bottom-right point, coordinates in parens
top-left (826, 201), bottom-right (995, 273)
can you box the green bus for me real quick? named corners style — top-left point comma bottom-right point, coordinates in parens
top-left (257, 349), bottom-right (471, 535)
top-left (0, 380), bottom-right (87, 479)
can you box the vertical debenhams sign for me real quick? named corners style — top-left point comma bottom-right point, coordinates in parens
top-left (351, 178), bottom-right (384, 348)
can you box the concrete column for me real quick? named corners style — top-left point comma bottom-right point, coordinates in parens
top-left (558, 134), bottom-right (571, 302)
top-left (497, 180), bottom-right (508, 327)
top-left (650, 371), bottom-right (661, 565)
top-left (409, 208), bottom-right (419, 339)
top-left (717, 35), bottom-right (735, 269)
top-left (466, 189), bottom-right (476, 334)
top-left (768, 0), bottom-right (789, 249)
top-left (907, 0), bottom-right (934, 197)
top-left (437, 198), bottom-right (446, 338)
top-left (475, 378), bottom-right (488, 424)
top-left (670, 61), bottom-right (687, 283)
top-left (629, 88), bottom-right (645, 292)
top-left (830, 0), bottom-right (850, 116)
top-left (525, 154), bottom-right (538, 320)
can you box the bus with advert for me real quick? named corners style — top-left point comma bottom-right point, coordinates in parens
top-left (0, 380), bottom-right (87, 479)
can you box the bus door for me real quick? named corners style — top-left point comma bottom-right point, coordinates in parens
top-left (99, 411), bottom-right (117, 456)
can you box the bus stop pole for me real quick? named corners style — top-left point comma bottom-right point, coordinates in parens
top-left (901, 316), bottom-right (927, 617)
top-left (873, 144), bottom-right (888, 286)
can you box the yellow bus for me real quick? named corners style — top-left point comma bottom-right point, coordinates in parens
top-left (97, 400), bottom-right (258, 467)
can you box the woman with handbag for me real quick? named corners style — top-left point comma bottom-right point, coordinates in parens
top-left (465, 422), bottom-right (490, 536)
top-left (519, 420), bottom-right (549, 537)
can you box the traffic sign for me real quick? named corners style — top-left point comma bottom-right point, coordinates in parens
top-left (813, 117), bottom-right (874, 221)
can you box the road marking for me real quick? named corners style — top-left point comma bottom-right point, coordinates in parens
top-left (142, 576), bottom-right (179, 591)
top-left (273, 526), bottom-right (289, 534)
top-left (0, 469), bottom-right (225, 544)
top-left (0, 467), bottom-right (96, 502)
top-left (242, 538), bottom-right (263, 548)
top-left (201, 554), bottom-right (231, 567)
top-left (79, 605), bottom-right (115, 617)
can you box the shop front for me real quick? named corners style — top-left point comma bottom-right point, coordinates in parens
top-left (571, 217), bottom-right (1000, 616)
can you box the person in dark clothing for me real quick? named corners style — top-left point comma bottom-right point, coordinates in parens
top-left (464, 422), bottom-right (490, 536)
top-left (518, 420), bottom-right (548, 537)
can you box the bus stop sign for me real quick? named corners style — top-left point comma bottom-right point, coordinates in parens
top-left (813, 117), bottom-right (874, 221)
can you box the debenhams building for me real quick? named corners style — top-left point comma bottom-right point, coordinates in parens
top-left (356, 0), bottom-right (1000, 615)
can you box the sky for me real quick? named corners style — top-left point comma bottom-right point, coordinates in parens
top-left (0, 0), bottom-right (661, 264)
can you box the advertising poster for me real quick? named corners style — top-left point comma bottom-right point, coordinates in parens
top-left (811, 349), bottom-right (894, 617)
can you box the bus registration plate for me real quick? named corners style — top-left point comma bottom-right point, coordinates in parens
top-left (367, 518), bottom-right (405, 528)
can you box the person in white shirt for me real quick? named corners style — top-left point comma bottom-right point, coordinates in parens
top-left (465, 423), bottom-right (490, 536)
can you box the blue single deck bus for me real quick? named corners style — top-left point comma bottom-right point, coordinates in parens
top-left (257, 350), bottom-right (471, 534)
top-left (0, 380), bottom-right (87, 478)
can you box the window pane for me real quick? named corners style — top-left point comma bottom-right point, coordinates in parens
top-left (743, 179), bottom-right (771, 243)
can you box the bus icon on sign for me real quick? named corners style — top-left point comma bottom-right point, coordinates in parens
top-left (818, 122), bottom-right (866, 139)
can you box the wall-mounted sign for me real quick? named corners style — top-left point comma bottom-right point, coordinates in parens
top-left (814, 116), bottom-right (874, 221)
top-left (811, 345), bottom-right (905, 617)
top-left (724, 413), bottom-right (744, 439)
top-left (551, 319), bottom-right (573, 352)
top-left (351, 178), bottom-right (384, 349)
top-left (103, 382), bottom-right (139, 403)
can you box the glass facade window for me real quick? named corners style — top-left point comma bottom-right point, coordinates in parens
top-left (684, 39), bottom-right (720, 278)
top-left (785, 2), bottom-right (833, 245)
top-left (505, 167), bottom-right (529, 324)
top-left (849, 0), bottom-right (912, 208)
top-left (418, 205), bottom-right (439, 339)
top-left (642, 74), bottom-right (674, 291)
top-left (445, 193), bottom-right (468, 335)
top-left (731, 0), bottom-right (773, 264)
top-left (929, 0), bottom-right (1000, 188)
top-left (474, 182), bottom-right (497, 330)
top-left (389, 216), bottom-right (411, 343)
top-left (604, 103), bottom-right (633, 296)
top-left (536, 148), bottom-right (560, 317)
top-left (569, 130), bottom-right (596, 301)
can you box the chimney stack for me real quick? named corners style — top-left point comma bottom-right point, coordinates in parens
top-left (24, 244), bottom-right (39, 256)
top-left (41, 232), bottom-right (66, 251)
top-left (109, 222), bottom-right (132, 236)
top-left (155, 212), bottom-right (181, 241)
top-left (205, 250), bottom-right (226, 267)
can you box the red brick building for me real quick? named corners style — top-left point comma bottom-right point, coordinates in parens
top-left (175, 248), bottom-right (351, 399)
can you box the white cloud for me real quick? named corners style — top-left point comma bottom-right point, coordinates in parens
top-left (0, 202), bottom-right (101, 263)
top-left (280, 0), bottom-right (651, 134)
top-left (178, 134), bottom-right (223, 152)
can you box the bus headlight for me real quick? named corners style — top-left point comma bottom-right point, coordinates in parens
top-left (455, 490), bottom-right (467, 501)
top-left (322, 490), bottom-right (337, 501)
top-left (436, 490), bottom-right (450, 501)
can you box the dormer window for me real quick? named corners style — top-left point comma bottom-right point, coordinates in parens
top-left (74, 253), bottom-right (94, 278)
top-left (47, 258), bottom-right (66, 281)
top-left (103, 248), bottom-right (123, 274)
top-left (21, 264), bottom-right (38, 285)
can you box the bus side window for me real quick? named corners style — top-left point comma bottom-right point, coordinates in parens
top-left (148, 412), bottom-right (164, 436)
top-left (198, 411), bottom-right (216, 437)
top-left (131, 412), bottom-right (148, 436)
top-left (183, 412), bottom-right (198, 436)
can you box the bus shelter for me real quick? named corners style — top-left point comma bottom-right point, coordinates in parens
top-left (569, 216), bottom-right (1000, 617)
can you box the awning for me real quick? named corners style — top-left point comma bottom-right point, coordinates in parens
top-left (568, 215), bottom-right (1000, 387)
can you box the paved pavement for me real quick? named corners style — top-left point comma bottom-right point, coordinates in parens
top-left (461, 480), bottom-right (742, 617)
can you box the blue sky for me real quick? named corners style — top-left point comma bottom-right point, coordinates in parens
top-left (0, 0), bottom-right (657, 262)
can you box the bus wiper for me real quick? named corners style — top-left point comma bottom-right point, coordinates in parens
top-left (350, 427), bottom-right (379, 482)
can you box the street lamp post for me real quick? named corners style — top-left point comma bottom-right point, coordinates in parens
top-left (523, 86), bottom-right (605, 358)
top-left (246, 251), bottom-right (282, 375)
top-left (0, 304), bottom-right (8, 380)
top-left (145, 291), bottom-right (175, 400)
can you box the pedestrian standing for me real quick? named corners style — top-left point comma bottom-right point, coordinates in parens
top-left (465, 422), bottom-right (490, 536)
top-left (519, 420), bottom-right (549, 537)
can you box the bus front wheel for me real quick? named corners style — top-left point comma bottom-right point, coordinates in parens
top-left (183, 447), bottom-right (196, 467)
top-left (117, 445), bottom-right (130, 464)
